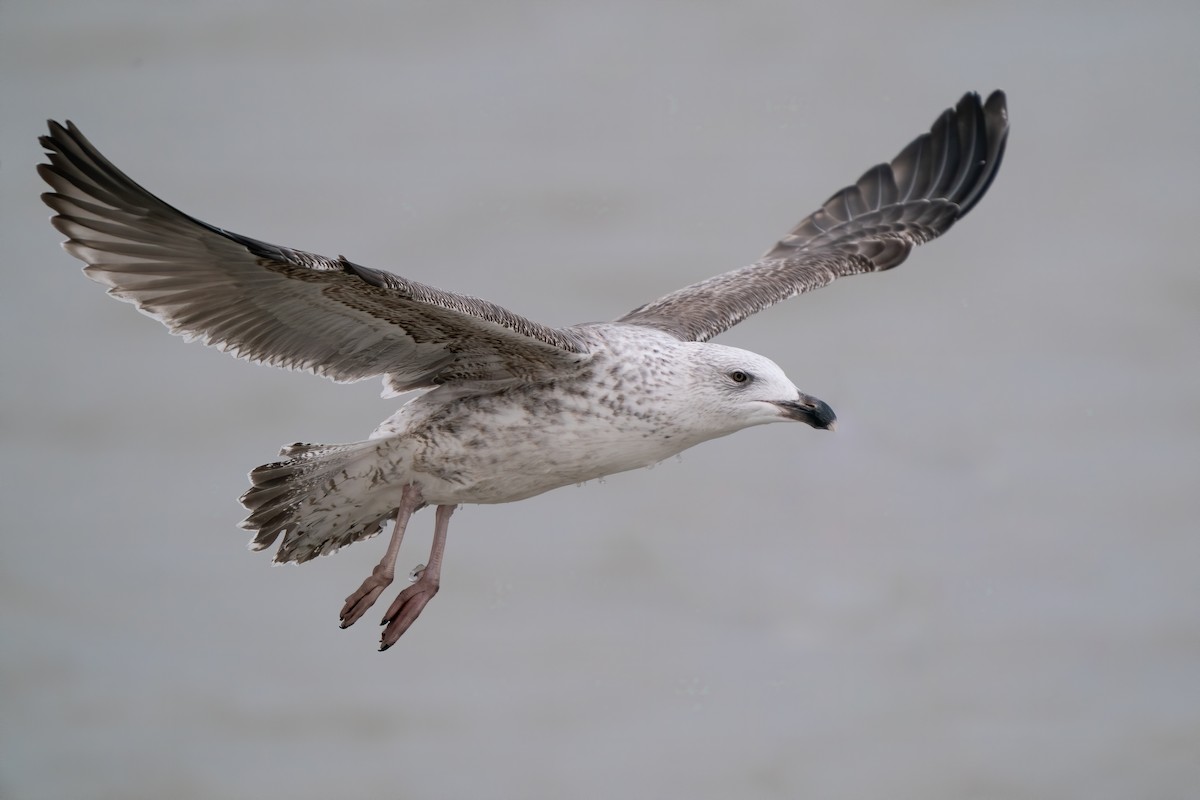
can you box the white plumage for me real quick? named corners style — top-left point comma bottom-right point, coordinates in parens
top-left (39, 90), bottom-right (1008, 649)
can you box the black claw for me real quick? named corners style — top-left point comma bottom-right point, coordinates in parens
top-left (379, 640), bottom-right (392, 652)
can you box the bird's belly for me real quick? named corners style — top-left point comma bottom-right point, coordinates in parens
top-left (406, 407), bottom-right (695, 506)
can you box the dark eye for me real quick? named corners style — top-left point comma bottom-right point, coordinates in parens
top-left (729, 370), bottom-right (750, 384)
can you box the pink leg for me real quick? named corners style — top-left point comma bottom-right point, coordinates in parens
top-left (339, 484), bottom-right (423, 629)
top-left (379, 503), bottom-right (456, 651)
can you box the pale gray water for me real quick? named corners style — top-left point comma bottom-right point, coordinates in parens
top-left (2, 2), bottom-right (1198, 798)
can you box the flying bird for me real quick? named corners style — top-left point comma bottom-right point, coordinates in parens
top-left (39, 90), bottom-right (1008, 650)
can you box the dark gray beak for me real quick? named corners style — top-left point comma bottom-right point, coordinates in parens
top-left (773, 394), bottom-right (837, 431)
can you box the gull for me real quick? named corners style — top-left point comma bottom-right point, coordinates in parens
top-left (39, 90), bottom-right (1008, 650)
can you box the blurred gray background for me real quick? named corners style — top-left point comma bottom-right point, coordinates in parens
top-left (2, 1), bottom-right (1198, 798)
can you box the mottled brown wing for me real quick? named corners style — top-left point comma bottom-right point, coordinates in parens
top-left (618, 90), bottom-right (1009, 342)
top-left (39, 121), bottom-right (591, 394)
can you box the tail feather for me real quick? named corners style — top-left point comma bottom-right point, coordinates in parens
top-left (239, 440), bottom-right (405, 564)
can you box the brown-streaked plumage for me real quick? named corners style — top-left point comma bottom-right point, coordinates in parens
top-left (39, 90), bottom-right (1008, 650)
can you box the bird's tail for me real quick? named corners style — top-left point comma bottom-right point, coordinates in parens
top-left (239, 440), bottom-right (406, 564)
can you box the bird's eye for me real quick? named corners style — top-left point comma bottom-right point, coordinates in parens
top-left (729, 370), bottom-right (750, 384)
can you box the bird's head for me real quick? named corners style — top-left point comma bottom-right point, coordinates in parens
top-left (682, 343), bottom-right (836, 434)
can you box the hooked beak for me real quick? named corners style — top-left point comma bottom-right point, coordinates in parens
top-left (772, 393), bottom-right (837, 431)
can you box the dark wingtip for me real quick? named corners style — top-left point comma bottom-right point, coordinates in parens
top-left (954, 90), bottom-right (1009, 219)
top-left (41, 119), bottom-right (83, 155)
top-left (983, 89), bottom-right (1008, 116)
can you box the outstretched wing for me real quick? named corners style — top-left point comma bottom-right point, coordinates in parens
top-left (39, 121), bottom-right (591, 395)
top-left (617, 90), bottom-right (1009, 342)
